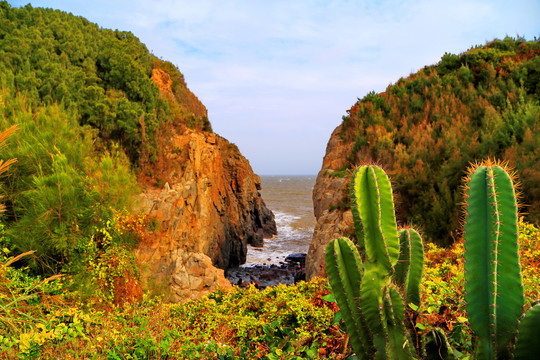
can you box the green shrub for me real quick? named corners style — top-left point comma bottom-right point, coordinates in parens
top-left (0, 86), bottom-right (138, 277)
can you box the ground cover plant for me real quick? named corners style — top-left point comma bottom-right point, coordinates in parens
top-left (1, 215), bottom-right (539, 359)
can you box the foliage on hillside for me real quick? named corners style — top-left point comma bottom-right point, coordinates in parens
top-left (0, 1), bottom-right (210, 166)
top-left (0, 2), bottom-right (216, 279)
top-left (339, 37), bottom-right (540, 246)
top-left (0, 85), bottom-right (144, 289)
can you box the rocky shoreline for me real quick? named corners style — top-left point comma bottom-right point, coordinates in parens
top-left (225, 253), bottom-right (306, 289)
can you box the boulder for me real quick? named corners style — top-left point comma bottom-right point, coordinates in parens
top-left (170, 251), bottom-right (232, 302)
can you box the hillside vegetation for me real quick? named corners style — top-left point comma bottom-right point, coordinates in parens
top-left (0, 1), bottom-right (217, 282)
top-left (339, 37), bottom-right (540, 246)
top-left (0, 2), bottom-right (210, 163)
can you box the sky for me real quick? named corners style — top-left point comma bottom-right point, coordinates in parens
top-left (9, 1), bottom-right (540, 175)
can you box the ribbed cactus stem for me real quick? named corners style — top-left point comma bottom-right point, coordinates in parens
top-left (383, 285), bottom-right (411, 360)
top-left (464, 164), bottom-right (523, 360)
top-left (325, 237), bottom-right (372, 358)
top-left (514, 303), bottom-right (540, 360)
top-left (360, 267), bottom-right (386, 357)
top-left (351, 165), bottom-right (399, 274)
top-left (393, 228), bottom-right (424, 306)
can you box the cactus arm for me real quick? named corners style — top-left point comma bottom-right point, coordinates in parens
top-left (360, 267), bottom-right (387, 358)
top-left (384, 285), bottom-right (412, 360)
top-left (405, 229), bottom-right (424, 307)
top-left (514, 303), bottom-right (540, 360)
top-left (351, 167), bottom-right (366, 248)
top-left (464, 165), bottom-right (495, 357)
top-left (325, 237), bottom-right (372, 358)
top-left (491, 166), bottom-right (523, 356)
top-left (393, 229), bottom-right (410, 289)
top-left (394, 228), bottom-right (424, 306)
top-left (352, 165), bottom-right (399, 273)
top-left (464, 165), bottom-right (524, 359)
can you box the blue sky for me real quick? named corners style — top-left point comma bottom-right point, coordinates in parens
top-left (9, 0), bottom-right (540, 175)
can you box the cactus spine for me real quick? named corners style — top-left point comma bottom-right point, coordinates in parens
top-left (325, 165), bottom-right (424, 359)
top-left (463, 163), bottom-right (523, 359)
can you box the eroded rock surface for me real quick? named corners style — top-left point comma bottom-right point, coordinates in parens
top-left (135, 68), bottom-right (276, 302)
top-left (306, 125), bottom-right (355, 280)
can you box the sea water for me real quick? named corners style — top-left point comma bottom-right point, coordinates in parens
top-left (242, 175), bottom-right (316, 267)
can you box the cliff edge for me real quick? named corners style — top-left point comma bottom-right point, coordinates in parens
top-left (305, 125), bottom-right (354, 280)
top-left (135, 65), bottom-right (276, 302)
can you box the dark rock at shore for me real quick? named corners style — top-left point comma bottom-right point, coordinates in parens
top-left (225, 253), bottom-right (306, 289)
top-left (284, 253), bottom-right (306, 267)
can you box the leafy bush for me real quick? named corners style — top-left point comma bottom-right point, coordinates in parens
top-left (0, 83), bottom-right (139, 280)
top-left (0, 277), bottom-right (345, 359)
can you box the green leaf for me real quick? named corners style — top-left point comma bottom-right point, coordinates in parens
top-left (322, 293), bottom-right (336, 302)
top-left (333, 310), bottom-right (342, 325)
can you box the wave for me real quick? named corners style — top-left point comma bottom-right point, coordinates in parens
top-left (243, 210), bottom-right (314, 266)
top-left (244, 176), bottom-right (316, 266)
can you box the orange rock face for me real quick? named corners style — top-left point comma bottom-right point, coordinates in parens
top-left (136, 65), bottom-right (276, 302)
top-left (151, 68), bottom-right (175, 100)
top-left (136, 128), bottom-right (276, 302)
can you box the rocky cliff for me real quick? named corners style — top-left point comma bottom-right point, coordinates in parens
top-left (306, 125), bottom-right (354, 280)
top-left (135, 66), bottom-right (276, 302)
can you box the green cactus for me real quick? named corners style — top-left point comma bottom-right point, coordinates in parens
top-left (327, 162), bottom-right (540, 359)
top-left (513, 302), bottom-right (540, 360)
top-left (325, 237), bottom-right (372, 358)
top-left (463, 163), bottom-right (523, 359)
top-left (351, 165), bottom-right (400, 274)
top-left (393, 228), bottom-right (424, 307)
top-left (325, 165), bottom-right (422, 359)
